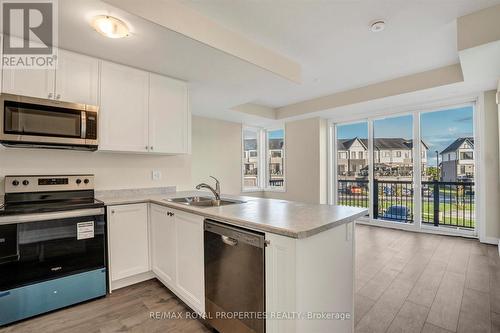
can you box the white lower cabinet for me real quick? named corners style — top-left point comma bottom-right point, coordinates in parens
top-left (265, 222), bottom-right (355, 333)
top-left (172, 208), bottom-right (205, 313)
top-left (150, 204), bottom-right (176, 287)
top-left (108, 204), bottom-right (150, 283)
top-left (149, 204), bottom-right (205, 314)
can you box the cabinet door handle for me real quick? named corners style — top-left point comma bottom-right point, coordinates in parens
top-left (150, 146), bottom-right (154, 151)
top-left (111, 210), bottom-right (115, 214)
top-left (56, 94), bottom-right (61, 100)
top-left (145, 146), bottom-right (149, 151)
top-left (48, 92), bottom-right (53, 99)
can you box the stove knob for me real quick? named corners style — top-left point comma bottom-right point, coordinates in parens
top-left (12, 180), bottom-right (19, 186)
top-left (84, 179), bottom-right (89, 184)
top-left (76, 179), bottom-right (82, 185)
top-left (22, 180), bottom-right (29, 186)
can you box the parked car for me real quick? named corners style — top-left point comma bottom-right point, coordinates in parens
top-left (349, 186), bottom-right (363, 194)
top-left (381, 205), bottom-right (411, 222)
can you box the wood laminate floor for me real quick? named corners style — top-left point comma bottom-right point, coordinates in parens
top-left (2, 224), bottom-right (499, 333)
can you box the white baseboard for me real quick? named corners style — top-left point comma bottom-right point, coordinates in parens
top-left (480, 237), bottom-right (500, 246)
top-left (110, 271), bottom-right (155, 292)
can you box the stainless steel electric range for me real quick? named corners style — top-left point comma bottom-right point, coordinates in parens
top-left (0, 175), bottom-right (107, 326)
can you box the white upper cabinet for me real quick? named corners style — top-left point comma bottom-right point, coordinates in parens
top-left (55, 50), bottom-right (99, 105)
top-left (149, 73), bottom-right (189, 154)
top-left (2, 68), bottom-right (55, 99)
top-left (1, 36), bottom-right (56, 99)
top-left (99, 61), bottom-right (150, 152)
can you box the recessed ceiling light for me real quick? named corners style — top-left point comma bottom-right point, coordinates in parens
top-left (369, 19), bottom-right (386, 33)
top-left (91, 15), bottom-right (129, 39)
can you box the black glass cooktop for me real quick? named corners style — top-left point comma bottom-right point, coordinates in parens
top-left (0, 190), bottom-right (104, 216)
top-left (0, 199), bottom-right (104, 216)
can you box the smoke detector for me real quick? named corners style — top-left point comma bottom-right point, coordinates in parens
top-left (369, 20), bottom-right (386, 33)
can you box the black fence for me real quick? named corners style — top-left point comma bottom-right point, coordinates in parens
top-left (337, 179), bottom-right (475, 229)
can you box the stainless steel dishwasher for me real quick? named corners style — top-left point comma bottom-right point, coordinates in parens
top-left (204, 219), bottom-right (265, 333)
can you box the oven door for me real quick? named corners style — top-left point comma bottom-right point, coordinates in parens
top-left (0, 94), bottom-right (88, 146)
top-left (0, 208), bottom-right (106, 291)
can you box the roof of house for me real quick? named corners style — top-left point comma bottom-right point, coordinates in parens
top-left (338, 137), bottom-right (429, 151)
top-left (440, 137), bottom-right (474, 155)
top-left (244, 138), bottom-right (283, 150)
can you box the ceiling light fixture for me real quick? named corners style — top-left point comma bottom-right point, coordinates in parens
top-left (91, 15), bottom-right (129, 39)
top-left (369, 19), bottom-right (386, 33)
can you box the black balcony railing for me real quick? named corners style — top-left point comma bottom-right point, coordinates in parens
top-left (421, 181), bottom-right (475, 228)
top-left (374, 180), bottom-right (414, 223)
top-left (337, 179), bottom-right (475, 229)
top-left (337, 180), bottom-right (369, 209)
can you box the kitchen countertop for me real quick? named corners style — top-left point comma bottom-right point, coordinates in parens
top-left (97, 190), bottom-right (367, 239)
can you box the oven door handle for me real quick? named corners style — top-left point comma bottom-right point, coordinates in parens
top-left (0, 208), bottom-right (105, 225)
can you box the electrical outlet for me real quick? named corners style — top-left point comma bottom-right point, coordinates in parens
top-left (152, 170), bottom-right (162, 181)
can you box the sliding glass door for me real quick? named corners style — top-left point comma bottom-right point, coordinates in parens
top-left (420, 105), bottom-right (475, 230)
top-left (372, 115), bottom-right (414, 223)
top-left (333, 103), bottom-right (476, 235)
top-left (336, 122), bottom-right (369, 211)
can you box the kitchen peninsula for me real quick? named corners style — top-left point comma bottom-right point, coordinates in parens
top-left (99, 189), bottom-right (367, 333)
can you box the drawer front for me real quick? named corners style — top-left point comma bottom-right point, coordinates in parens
top-left (0, 268), bottom-right (106, 326)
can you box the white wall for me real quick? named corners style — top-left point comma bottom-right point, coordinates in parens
top-left (483, 90), bottom-right (500, 240)
top-left (265, 117), bottom-right (327, 204)
top-left (0, 147), bottom-right (191, 194)
top-left (191, 115), bottom-right (263, 196)
top-left (191, 115), bottom-right (241, 195)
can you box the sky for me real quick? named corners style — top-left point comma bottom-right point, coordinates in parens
top-left (336, 106), bottom-right (474, 165)
top-left (268, 129), bottom-right (284, 139)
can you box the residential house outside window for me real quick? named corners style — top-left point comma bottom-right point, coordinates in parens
top-left (242, 128), bottom-right (260, 190)
top-left (242, 127), bottom-right (285, 191)
top-left (460, 151), bottom-right (473, 160)
top-left (267, 129), bottom-right (285, 189)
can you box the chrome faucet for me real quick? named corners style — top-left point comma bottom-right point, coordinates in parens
top-left (195, 176), bottom-right (221, 201)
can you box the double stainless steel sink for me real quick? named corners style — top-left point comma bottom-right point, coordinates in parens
top-left (166, 196), bottom-right (245, 207)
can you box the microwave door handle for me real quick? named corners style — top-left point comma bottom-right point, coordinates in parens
top-left (81, 111), bottom-right (86, 139)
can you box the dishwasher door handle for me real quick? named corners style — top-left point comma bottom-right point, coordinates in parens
top-left (221, 235), bottom-right (238, 246)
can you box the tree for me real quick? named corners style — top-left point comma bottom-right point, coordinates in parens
top-left (427, 166), bottom-right (440, 180)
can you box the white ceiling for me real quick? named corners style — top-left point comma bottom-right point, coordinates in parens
top-left (58, 0), bottom-right (500, 126)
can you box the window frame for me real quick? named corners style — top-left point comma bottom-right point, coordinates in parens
top-left (241, 126), bottom-right (286, 193)
top-left (241, 126), bottom-right (262, 192)
top-left (327, 97), bottom-right (482, 240)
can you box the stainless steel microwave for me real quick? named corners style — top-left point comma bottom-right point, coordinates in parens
top-left (0, 94), bottom-right (98, 151)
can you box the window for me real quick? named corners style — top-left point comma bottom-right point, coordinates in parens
top-left (396, 151), bottom-right (402, 157)
top-left (351, 151), bottom-right (356, 159)
top-left (358, 152), bottom-right (363, 159)
top-left (242, 127), bottom-right (285, 191)
top-left (242, 128), bottom-right (259, 190)
top-left (460, 151), bottom-right (473, 160)
top-left (267, 129), bottom-right (285, 189)
top-left (339, 152), bottom-right (347, 159)
top-left (271, 151), bottom-right (282, 158)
